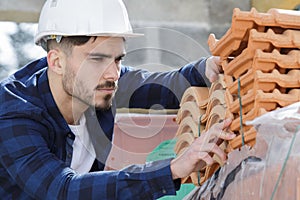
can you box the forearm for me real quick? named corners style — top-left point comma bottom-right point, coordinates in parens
top-left (32, 159), bottom-right (178, 199)
top-left (116, 57), bottom-right (210, 109)
top-left (0, 118), bottom-right (178, 199)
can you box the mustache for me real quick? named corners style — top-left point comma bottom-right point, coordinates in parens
top-left (95, 81), bottom-right (118, 90)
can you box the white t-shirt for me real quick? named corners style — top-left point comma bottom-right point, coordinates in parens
top-left (69, 114), bottom-right (96, 174)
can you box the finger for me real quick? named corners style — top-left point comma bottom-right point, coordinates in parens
top-left (202, 119), bottom-right (232, 139)
top-left (212, 56), bottom-right (221, 66)
top-left (205, 56), bottom-right (222, 82)
top-left (212, 56), bottom-right (222, 73)
top-left (212, 118), bottom-right (232, 130)
top-left (215, 119), bottom-right (236, 140)
top-left (198, 143), bottom-right (227, 162)
top-left (215, 129), bottom-right (236, 140)
top-left (212, 57), bottom-right (222, 74)
top-left (198, 152), bottom-right (214, 167)
top-left (209, 74), bottom-right (218, 83)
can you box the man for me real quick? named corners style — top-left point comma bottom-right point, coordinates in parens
top-left (0, 0), bottom-right (235, 199)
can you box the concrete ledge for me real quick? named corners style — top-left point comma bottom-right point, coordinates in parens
top-left (0, 0), bottom-right (45, 22)
top-left (252, 0), bottom-right (300, 12)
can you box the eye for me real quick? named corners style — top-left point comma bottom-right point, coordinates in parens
top-left (115, 55), bottom-right (124, 63)
top-left (91, 57), bottom-right (105, 62)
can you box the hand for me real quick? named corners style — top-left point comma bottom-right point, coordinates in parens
top-left (205, 56), bottom-right (222, 82)
top-left (170, 119), bottom-right (235, 179)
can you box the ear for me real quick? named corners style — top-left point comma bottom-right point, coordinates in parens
top-left (47, 49), bottom-right (65, 75)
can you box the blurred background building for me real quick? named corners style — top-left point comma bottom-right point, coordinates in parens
top-left (0, 0), bottom-right (299, 79)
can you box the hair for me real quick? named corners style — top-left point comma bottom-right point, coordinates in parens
top-left (45, 36), bottom-right (97, 54)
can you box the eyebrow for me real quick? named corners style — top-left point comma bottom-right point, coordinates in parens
top-left (88, 53), bottom-right (126, 59)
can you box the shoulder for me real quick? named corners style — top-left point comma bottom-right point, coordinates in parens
top-left (0, 57), bottom-right (49, 119)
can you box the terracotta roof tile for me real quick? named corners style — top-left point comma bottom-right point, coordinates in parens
top-left (226, 127), bottom-right (257, 153)
top-left (175, 116), bottom-right (200, 137)
top-left (180, 87), bottom-right (209, 108)
top-left (254, 49), bottom-right (300, 72)
top-left (255, 69), bottom-right (300, 90)
top-left (230, 108), bottom-right (267, 132)
top-left (182, 7), bottom-right (300, 189)
top-left (208, 8), bottom-right (300, 59)
top-left (174, 132), bottom-right (195, 154)
top-left (176, 101), bottom-right (205, 124)
top-left (174, 76), bottom-right (227, 185)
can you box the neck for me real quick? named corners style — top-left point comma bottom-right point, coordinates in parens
top-left (47, 69), bottom-right (89, 125)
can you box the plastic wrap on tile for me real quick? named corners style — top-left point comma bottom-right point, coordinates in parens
top-left (184, 102), bottom-right (300, 200)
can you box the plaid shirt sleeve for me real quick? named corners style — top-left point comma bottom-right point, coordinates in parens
top-left (0, 116), bottom-right (178, 200)
top-left (116, 57), bottom-right (210, 109)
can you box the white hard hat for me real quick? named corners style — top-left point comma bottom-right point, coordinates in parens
top-left (34, 0), bottom-right (142, 45)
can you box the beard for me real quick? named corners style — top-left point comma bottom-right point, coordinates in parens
top-left (96, 93), bottom-right (113, 111)
top-left (62, 67), bottom-right (118, 110)
top-left (94, 81), bottom-right (118, 110)
top-left (94, 81), bottom-right (118, 111)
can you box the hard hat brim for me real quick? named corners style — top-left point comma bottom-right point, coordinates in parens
top-left (34, 32), bottom-right (144, 45)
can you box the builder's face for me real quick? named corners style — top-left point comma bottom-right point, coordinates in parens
top-left (62, 36), bottom-right (125, 110)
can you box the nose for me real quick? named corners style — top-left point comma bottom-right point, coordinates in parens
top-left (103, 60), bottom-right (120, 81)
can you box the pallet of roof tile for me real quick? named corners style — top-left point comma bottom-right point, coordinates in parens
top-left (208, 8), bottom-right (300, 59)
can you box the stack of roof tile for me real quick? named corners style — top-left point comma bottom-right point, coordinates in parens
top-left (208, 7), bottom-right (300, 152)
top-left (174, 7), bottom-right (300, 187)
top-left (174, 76), bottom-right (227, 185)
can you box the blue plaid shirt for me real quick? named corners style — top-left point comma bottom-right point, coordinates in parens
top-left (0, 57), bottom-right (209, 199)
